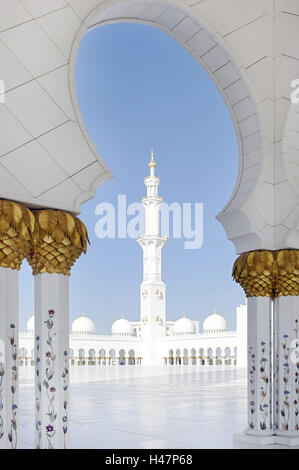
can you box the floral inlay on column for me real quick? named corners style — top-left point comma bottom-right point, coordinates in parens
top-left (35, 335), bottom-right (41, 448)
top-left (0, 358), bottom-right (4, 441)
top-left (9, 324), bottom-right (17, 448)
top-left (281, 334), bottom-right (290, 430)
top-left (62, 350), bottom-right (69, 448)
top-left (43, 309), bottom-right (56, 449)
top-left (259, 341), bottom-right (269, 430)
top-left (248, 346), bottom-right (256, 430)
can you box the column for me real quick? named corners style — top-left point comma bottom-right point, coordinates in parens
top-left (27, 209), bottom-right (88, 449)
top-left (0, 200), bottom-right (34, 449)
top-left (34, 273), bottom-right (69, 449)
top-left (273, 249), bottom-right (299, 445)
top-left (0, 268), bottom-right (18, 449)
top-left (232, 250), bottom-right (276, 444)
top-left (246, 297), bottom-right (272, 437)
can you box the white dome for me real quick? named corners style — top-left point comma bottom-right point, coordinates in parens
top-left (112, 317), bottom-right (133, 336)
top-left (26, 315), bottom-right (34, 333)
top-left (203, 311), bottom-right (227, 332)
top-left (71, 314), bottom-right (95, 336)
top-left (173, 316), bottom-right (196, 335)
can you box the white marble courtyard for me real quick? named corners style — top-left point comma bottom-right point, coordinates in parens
top-left (18, 366), bottom-right (296, 449)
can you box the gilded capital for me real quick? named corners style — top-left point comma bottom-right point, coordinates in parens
top-left (233, 249), bottom-right (299, 298)
top-left (0, 200), bottom-right (35, 270)
top-left (27, 209), bottom-right (89, 276)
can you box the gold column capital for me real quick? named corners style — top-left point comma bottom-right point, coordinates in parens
top-left (233, 249), bottom-right (299, 298)
top-left (27, 209), bottom-right (89, 276)
top-left (0, 199), bottom-right (35, 270)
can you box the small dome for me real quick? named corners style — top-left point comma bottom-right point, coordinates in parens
top-left (112, 316), bottom-right (133, 336)
top-left (26, 315), bottom-right (34, 333)
top-left (203, 310), bottom-right (227, 332)
top-left (71, 314), bottom-right (95, 336)
top-left (173, 315), bottom-right (196, 335)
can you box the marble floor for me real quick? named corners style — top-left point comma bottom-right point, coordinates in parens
top-left (18, 366), bottom-right (296, 449)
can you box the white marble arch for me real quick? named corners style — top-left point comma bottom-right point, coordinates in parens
top-left (0, 0), bottom-right (298, 252)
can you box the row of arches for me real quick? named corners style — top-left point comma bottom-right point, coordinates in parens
top-left (18, 348), bottom-right (142, 366)
top-left (165, 347), bottom-right (237, 366)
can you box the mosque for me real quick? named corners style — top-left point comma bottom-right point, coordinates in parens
top-left (19, 153), bottom-right (247, 368)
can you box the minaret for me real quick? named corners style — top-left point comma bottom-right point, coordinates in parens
top-left (137, 151), bottom-right (167, 365)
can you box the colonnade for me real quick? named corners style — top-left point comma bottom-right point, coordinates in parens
top-left (0, 200), bottom-right (88, 449)
top-left (233, 250), bottom-right (299, 445)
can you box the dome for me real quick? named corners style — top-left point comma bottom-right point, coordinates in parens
top-left (173, 315), bottom-right (196, 335)
top-left (26, 315), bottom-right (34, 333)
top-left (71, 314), bottom-right (95, 336)
top-left (112, 316), bottom-right (133, 336)
top-left (203, 310), bottom-right (227, 332)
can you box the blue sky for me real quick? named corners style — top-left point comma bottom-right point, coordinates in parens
top-left (20, 23), bottom-right (245, 333)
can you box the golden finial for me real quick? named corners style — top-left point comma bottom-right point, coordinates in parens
top-left (148, 149), bottom-right (157, 169)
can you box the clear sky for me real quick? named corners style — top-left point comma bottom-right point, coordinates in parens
top-left (19, 22), bottom-right (245, 333)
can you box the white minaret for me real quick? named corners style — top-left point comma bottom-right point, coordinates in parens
top-left (137, 151), bottom-right (167, 365)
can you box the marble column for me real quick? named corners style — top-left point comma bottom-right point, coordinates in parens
top-left (0, 268), bottom-right (19, 449)
top-left (274, 296), bottom-right (299, 446)
top-left (245, 297), bottom-right (273, 438)
top-left (34, 273), bottom-right (69, 449)
top-left (26, 209), bottom-right (88, 449)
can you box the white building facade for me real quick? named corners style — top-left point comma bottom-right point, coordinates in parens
top-left (19, 154), bottom-right (247, 368)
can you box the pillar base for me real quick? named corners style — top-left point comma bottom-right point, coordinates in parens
top-left (234, 430), bottom-right (275, 446)
top-left (275, 432), bottom-right (299, 447)
top-left (234, 432), bottom-right (299, 447)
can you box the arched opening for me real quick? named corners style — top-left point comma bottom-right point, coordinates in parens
top-left (225, 347), bottom-right (232, 366)
top-left (109, 349), bottom-right (116, 365)
top-left (183, 348), bottom-right (188, 365)
top-left (88, 349), bottom-right (96, 365)
top-left (169, 349), bottom-right (174, 365)
top-left (70, 349), bottom-right (75, 366)
top-left (191, 348), bottom-right (196, 365)
top-left (19, 348), bottom-right (27, 367)
top-left (78, 348), bottom-right (86, 366)
top-left (99, 349), bottom-right (106, 366)
top-left (216, 347), bottom-right (222, 366)
top-left (207, 348), bottom-right (213, 366)
top-left (175, 349), bottom-right (181, 365)
top-left (119, 349), bottom-right (126, 366)
top-left (128, 349), bottom-right (135, 365)
top-left (199, 348), bottom-right (205, 365)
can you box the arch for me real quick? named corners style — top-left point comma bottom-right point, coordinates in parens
top-left (67, 0), bottom-right (265, 248)
top-left (31, 348), bottom-right (35, 366)
top-left (119, 349), bottom-right (126, 365)
top-left (88, 348), bottom-right (96, 365)
top-left (175, 348), bottom-right (181, 365)
top-left (78, 348), bottom-right (86, 366)
top-left (128, 349), bottom-right (135, 365)
top-left (216, 347), bottom-right (222, 365)
top-left (190, 348), bottom-right (196, 365)
top-left (70, 348), bottom-right (75, 366)
top-left (183, 348), bottom-right (188, 365)
top-left (207, 347), bottom-right (213, 365)
top-left (99, 348), bottom-right (106, 365)
top-left (19, 347), bottom-right (27, 366)
top-left (109, 348), bottom-right (116, 365)
top-left (169, 349), bottom-right (174, 365)
top-left (199, 348), bottom-right (205, 365)
top-left (225, 347), bottom-right (232, 365)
